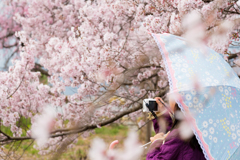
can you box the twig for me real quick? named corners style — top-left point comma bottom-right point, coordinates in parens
top-left (17, 140), bottom-right (34, 160)
top-left (7, 76), bottom-right (24, 99)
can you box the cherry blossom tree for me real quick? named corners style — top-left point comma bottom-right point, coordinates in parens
top-left (0, 0), bottom-right (240, 159)
top-left (0, 0), bottom-right (24, 70)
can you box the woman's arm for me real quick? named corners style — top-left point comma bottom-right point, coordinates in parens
top-left (152, 97), bottom-right (173, 134)
top-left (147, 130), bottom-right (185, 160)
top-left (152, 112), bottom-right (173, 134)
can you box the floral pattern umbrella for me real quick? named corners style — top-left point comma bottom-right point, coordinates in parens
top-left (152, 33), bottom-right (240, 160)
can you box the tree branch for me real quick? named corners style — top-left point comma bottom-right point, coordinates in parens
top-left (223, 9), bottom-right (240, 15)
top-left (0, 88), bottom-right (169, 143)
top-left (0, 104), bottom-right (142, 143)
top-left (202, 0), bottom-right (214, 3)
top-left (123, 73), bottom-right (158, 85)
top-left (7, 76), bottom-right (24, 99)
top-left (31, 63), bottom-right (50, 76)
top-left (0, 130), bottom-right (11, 139)
top-left (228, 53), bottom-right (239, 60)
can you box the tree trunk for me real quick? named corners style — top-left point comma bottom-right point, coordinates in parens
top-left (146, 117), bottom-right (152, 143)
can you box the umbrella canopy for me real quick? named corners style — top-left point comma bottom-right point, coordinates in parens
top-left (152, 33), bottom-right (240, 160)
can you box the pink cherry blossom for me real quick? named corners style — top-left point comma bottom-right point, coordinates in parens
top-left (31, 106), bottom-right (56, 147)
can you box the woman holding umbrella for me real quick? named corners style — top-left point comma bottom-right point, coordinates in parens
top-left (146, 97), bottom-right (206, 160)
top-left (146, 32), bottom-right (240, 159)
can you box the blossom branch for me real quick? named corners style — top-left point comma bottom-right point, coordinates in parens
top-left (228, 53), bottom-right (239, 60)
top-left (0, 87), bottom-right (171, 144)
top-left (7, 76), bottom-right (24, 99)
top-left (0, 102), bottom-right (142, 143)
top-left (123, 73), bottom-right (158, 85)
top-left (31, 63), bottom-right (50, 76)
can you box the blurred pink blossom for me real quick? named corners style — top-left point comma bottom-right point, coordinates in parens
top-left (31, 106), bottom-right (56, 147)
top-left (88, 131), bottom-right (143, 160)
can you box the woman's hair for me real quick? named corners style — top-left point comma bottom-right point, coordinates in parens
top-left (171, 103), bottom-right (202, 150)
top-left (170, 103), bottom-right (180, 129)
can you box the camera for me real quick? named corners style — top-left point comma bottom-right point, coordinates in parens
top-left (143, 99), bottom-right (158, 112)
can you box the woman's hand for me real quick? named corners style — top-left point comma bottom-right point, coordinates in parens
top-left (150, 132), bottom-right (164, 143)
top-left (155, 97), bottom-right (165, 112)
top-left (150, 131), bottom-right (170, 143)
